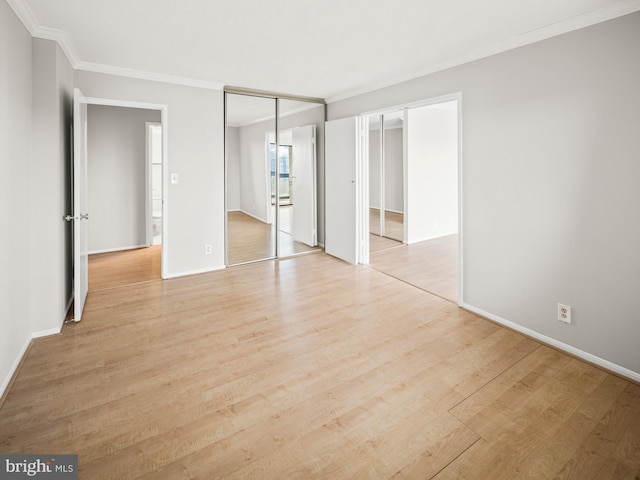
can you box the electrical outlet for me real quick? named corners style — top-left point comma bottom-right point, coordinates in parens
top-left (205, 244), bottom-right (212, 255)
top-left (558, 303), bottom-right (571, 324)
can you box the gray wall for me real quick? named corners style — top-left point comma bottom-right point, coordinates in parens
top-left (1, 0), bottom-right (33, 395)
top-left (75, 71), bottom-right (225, 275)
top-left (226, 126), bottom-right (241, 211)
top-left (384, 127), bottom-right (403, 213)
top-left (368, 127), bottom-right (404, 213)
top-left (87, 105), bottom-right (161, 253)
top-left (1, 4), bottom-right (73, 396)
top-left (329, 12), bottom-right (640, 376)
top-left (30, 39), bottom-right (74, 334)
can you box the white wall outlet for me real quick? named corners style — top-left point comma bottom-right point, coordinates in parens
top-left (205, 244), bottom-right (212, 255)
top-left (171, 173), bottom-right (179, 184)
top-left (558, 303), bottom-right (572, 324)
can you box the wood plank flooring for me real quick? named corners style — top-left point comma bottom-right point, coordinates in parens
top-left (227, 210), bottom-right (319, 265)
top-left (89, 245), bottom-right (162, 292)
top-left (370, 234), bottom-right (458, 303)
top-left (1, 253), bottom-right (639, 479)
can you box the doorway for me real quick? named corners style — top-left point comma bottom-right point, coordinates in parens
top-left (368, 97), bottom-right (461, 303)
top-left (324, 94), bottom-right (461, 302)
top-left (85, 104), bottom-right (165, 292)
top-left (70, 92), bottom-right (168, 321)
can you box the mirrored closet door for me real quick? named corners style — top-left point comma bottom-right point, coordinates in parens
top-left (368, 111), bottom-right (405, 244)
top-left (225, 91), bottom-right (324, 266)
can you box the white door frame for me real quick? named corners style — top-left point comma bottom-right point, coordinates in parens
top-left (361, 92), bottom-right (464, 304)
top-left (84, 96), bottom-right (169, 279)
top-left (146, 122), bottom-right (162, 247)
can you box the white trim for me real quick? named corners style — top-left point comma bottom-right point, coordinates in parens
top-left (146, 122), bottom-right (162, 247)
top-left (163, 265), bottom-right (226, 279)
top-left (0, 336), bottom-right (31, 399)
top-left (455, 94), bottom-right (464, 306)
top-left (325, 1), bottom-right (640, 104)
top-left (461, 302), bottom-right (640, 384)
top-left (84, 97), bottom-right (167, 111)
top-left (240, 209), bottom-right (270, 225)
top-left (32, 326), bottom-right (62, 339)
top-left (88, 244), bottom-right (148, 255)
top-left (77, 62), bottom-right (224, 91)
top-left (362, 93), bottom-right (462, 118)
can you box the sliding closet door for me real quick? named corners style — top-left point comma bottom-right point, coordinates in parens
top-left (225, 93), bottom-right (276, 265)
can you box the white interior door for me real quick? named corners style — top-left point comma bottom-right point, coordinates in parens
top-left (325, 116), bottom-right (368, 264)
top-left (73, 88), bottom-right (89, 321)
top-left (291, 125), bottom-right (317, 247)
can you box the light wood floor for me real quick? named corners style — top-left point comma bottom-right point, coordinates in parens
top-left (369, 233), bottom-right (402, 253)
top-left (89, 245), bottom-right (162, 292)
top-left (370, 234), bottom-right (458, 303)
top-left (2, 253), bottom-right (639, 479)
top-left (227, 210), bottom-right (319, 265)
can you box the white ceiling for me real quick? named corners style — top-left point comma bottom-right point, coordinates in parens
top-left (9, 0), bottom-right (640, 101)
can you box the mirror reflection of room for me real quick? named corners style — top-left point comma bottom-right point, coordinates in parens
top-left (276, 100), bottom-right (323, 259)
top-left (225, 94), bottom-right (322, 265)
top-left (225, 93), bottom-right (277, 265)
top-left (369, 111), bottom-right (405, 249)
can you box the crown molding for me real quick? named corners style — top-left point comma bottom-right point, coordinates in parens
top-left (326, 0), bottom-right (640, 104)
top-left (6, 0), bottom-right (224, 91)
top-left (6, 0), bottom-right (79, 67)
top-left (76, 62), bottom-right (224, 90)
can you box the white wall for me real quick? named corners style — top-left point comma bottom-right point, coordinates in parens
top-left (0, 0), bottom-right (34, 396)
top-left (406, 104), bottom-right (458, 243)
top-left (87, 105), bottom-right (161, 253)
top-left (75, 71), bottom-right (225, 275)
top-left (328, 12), bottom-right (640, 377)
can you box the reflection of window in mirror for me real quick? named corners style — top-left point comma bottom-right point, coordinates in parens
top-left (269, 143), bottom-right (293, 206)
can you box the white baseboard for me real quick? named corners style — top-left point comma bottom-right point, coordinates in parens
top-left (89, 244), bottom-right (147, 255)
top-left (461, 302), bottom-right (640, 384)
top-left (240, 209), bottom-right (270, 225)
top-left (32, 326), bottom-right (62, 338)
top-left (164, 264), bottom-right (226, 279)
top-left (0, 335), bottom-right (32, 400)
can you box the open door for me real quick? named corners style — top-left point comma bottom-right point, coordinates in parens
top-left (72, 88), bottom-right (89, 321)
top-left (291, 125), bottom-right (317, 247)
top-left (325, 116), bottom-right (368, 264)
